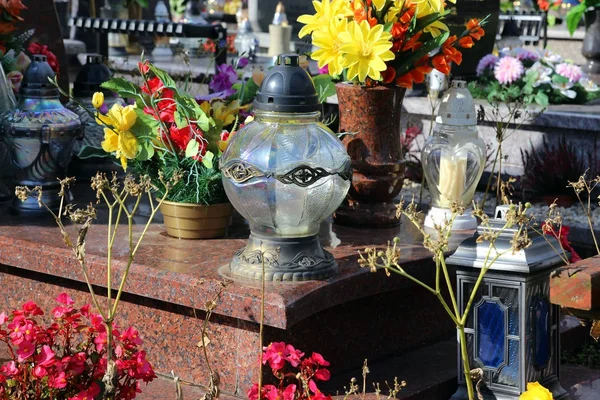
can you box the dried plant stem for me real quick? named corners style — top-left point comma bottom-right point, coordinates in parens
top-left (575, 190), bottom-right (600, 255)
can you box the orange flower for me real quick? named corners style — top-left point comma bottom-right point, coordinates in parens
top-left (353, 0), bottom-right (377, 27)
top-left (441, 36), bottom-right (463, 65)
top-left (0, 23), bottom-right (16, 35)
top-left (0, 0), bottom-right (26, 21)
top-left (391, 22), bottom-right (407, 40)
top-left (466, 18), bottom-right (485, 41)
top-left (396, 62), bottom-right (432, 88)
top-left (432, 54), bottom-right (451, 75)
top-left (392, 40), bottom-right (403, 52)
top-left (458, 36), bottom-right (475, 48)
top-left (381, 66), bottom-right (396, 84)
top-left (402, 32), bottom-right (423, 52)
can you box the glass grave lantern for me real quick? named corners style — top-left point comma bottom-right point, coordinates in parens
top-left (0, 55), bottom-right (82, 213)
top-left (448, 205), bottom-right (568, 400)
top-left (422, 80), bottom-right (486, 230)
top-left (220, 54), bottom-right (351, 281)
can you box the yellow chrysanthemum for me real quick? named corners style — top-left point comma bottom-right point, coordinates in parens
top-left (212, 100), bottom-right (240, 126)
top-left (384, 0), bottom-right (404, 23)
top-left (98, 103), bottom-right (139, 170)
top-left (339, 20), bottom-right (394, 83)
top-left (519, 382), bottom-right (553, 400)
top-left (297, 0), bottom-right (351, 38)
top-left (311, 17), bottom-right (349, 77)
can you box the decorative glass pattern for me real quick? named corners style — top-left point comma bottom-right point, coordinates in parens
top-left (462, 280), bottom-right (489, 329)
top-left (492, 286), bottom-right (520, 336)
top-left (477, 300), bottom-right (506, 369)
top-left (532, 296), bottom-right (551, 370)
top-left (492, 339), bottom-right (520, 387)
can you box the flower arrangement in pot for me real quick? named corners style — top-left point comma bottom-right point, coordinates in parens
top-left (471, 47), bottom-right (600, 106)
top-left (89, 59), bottom-right (259, 239)
top-left (298, 0), bottom-right (487, 227)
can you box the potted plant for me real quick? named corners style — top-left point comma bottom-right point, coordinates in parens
top-left (297, 0), bottom-right (487, 227)
top-left (86, 59), bottom-right (258, 239)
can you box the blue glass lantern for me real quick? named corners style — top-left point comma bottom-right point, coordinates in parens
top-left (447, 205), bottom-right (568, 400)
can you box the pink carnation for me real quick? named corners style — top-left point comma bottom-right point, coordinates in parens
top-left (494, 56), bottom-right (524, 85)
top-left (555, 63), bottom-right (583, 83)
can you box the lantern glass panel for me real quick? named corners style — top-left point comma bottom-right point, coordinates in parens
top-left (531, 297), bottom-right (551, 370)
top-left (462, 280), bottom-right (489, 329)
top-left (492, 286), bottom-right (520, 336)
top-left (477, 300), bottom-right (506, 369)
top-left (492, 339), bottom-right (520, 387)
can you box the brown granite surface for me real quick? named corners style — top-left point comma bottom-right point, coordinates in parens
top-left (0, 183), bottom-right (472, 395)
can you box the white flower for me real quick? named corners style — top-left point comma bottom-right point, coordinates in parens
top-left (541, 49), bottom-right (563, 65)
top-left (526, 62), bottom-right (553, 87)
top-left (579, 77), bottom-right (599, 92)
top-left (551, 81), bottom-right (577, 99)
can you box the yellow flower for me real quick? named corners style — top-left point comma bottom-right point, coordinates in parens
top-left (339, 20), bottom-right (394, 82)
top-left (384, 0), bottom-right (403, 23)
top-left (297, 0), bottom-right (350, 38)
top-left (199, 101), bottom-right (212, 116)
top-left (519, 382), bottom-right (553, 400)
top-left (414, 0), bottom-right (451, 37)
top-left (92, 92), bottom-right (104, 109)
top-left (311, 17), bottom-right (349, 76)
top-left (98, 103), bottom-right (139, 170)
top-left (372, 0), bottom-right (386, 11)
top-left (212, 100), bottom-right (240, 126)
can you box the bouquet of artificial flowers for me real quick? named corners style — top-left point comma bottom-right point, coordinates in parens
top-left (471, 48), bottom-right (600, 106)
top-left (298, 0), bottom-right (487, 88)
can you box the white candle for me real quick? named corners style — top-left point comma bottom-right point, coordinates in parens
top-left (438, 153), bottom-right (467, 208)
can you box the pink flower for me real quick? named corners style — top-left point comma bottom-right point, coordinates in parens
top-left (52, 305), bottom-right (70, 319)
top-left (121, 326), bottom-right (143, 346)
top-left (49, 371), bottom-right (68, 389)
top-left (21, 300), bottom-right (43, 316)
top-left (310, 352), bottom-right (330, 367)
top-left (33, 365), bottom-right (47, 378)
top-left (94, 331), bottom-right (107, 352)
top-left (315, 367), bottom-right (331, 381)
top-left (555, 62), bottom-right (583, 83)
top-left (285, 344), bottom-right (305, 367)
top-left (476, 54), bottom-right (498, 76)
top-left (263, 342), bottom-right (288, 370)
top-left (16, 340), bottom-right (35, 361)
top-left (494, 56), bottom-right (524, 84)
top-left (1, 361), bottom-right (18, 376)
top-left (0, 312), bottom-right (7, 325)
top-left (318, 64), bottom-right (329, 75)
top-left (6, 70), bottom-right (23, 93)
top-left (56, 292), bottom-right (75, 305)
top-left (69, 381), bottom-right (101, 400)
top-left (34, 344), bottom-right (55, 367)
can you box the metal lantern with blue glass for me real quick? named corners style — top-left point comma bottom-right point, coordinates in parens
top-left (448, 205), bottom-right (568, 400)
top-left (422, 80), bottom-right (486, 231)
top-left (220, 54), bottom-right (351, 281)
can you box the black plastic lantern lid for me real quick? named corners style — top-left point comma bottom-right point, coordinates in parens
top-left (254, 54), bottom-right (321, 113)
top-left (73, 54), bottom-right (113, 98)
top-left (19, 55), bottom-right (58, 98)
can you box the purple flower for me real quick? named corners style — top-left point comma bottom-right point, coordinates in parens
top-left (494, 56), bottom-right (524, 85)
top-left (196, 89), bottom-right (237, 102)
top-left (98, 103), bottom-right (109, 115)
top-left (318, 64), bottom-right (329, 75)
top-left (515, 48), bottom-right (540, 62)
top-left (210, 64), bottom-right (238, 93)
top-left (237, 57), bottom-right (249, 69)
top-left (476, 54), bottom-right (499, 77)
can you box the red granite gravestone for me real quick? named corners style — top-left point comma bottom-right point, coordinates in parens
top-left (550, 255), bottom-right (600, 319)
top-left (17, 0), bottom-right (69, 89)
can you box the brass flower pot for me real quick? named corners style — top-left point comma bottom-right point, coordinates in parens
top-left (159, 201), bottom-right (233, 239)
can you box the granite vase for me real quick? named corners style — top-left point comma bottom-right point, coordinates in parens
top-left (334, 83), bottom-right (406, 228)
top-left (160, 201), bottom-right (233, 239)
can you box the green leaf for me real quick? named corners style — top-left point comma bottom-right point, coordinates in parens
top-left (202, 151), bottom-right (215, 169)
top-left (101, 78), bottom-right (141, 99)
top-left (136, 141), bottom-right (155, 161)
top-left (412, 12), bottom-right (443, 34)
top-left (383, 22), bottom-right (393, 32)
top-left (133, 108), bottom-right (159, 139)
top-left (522, 83), bottom-right (533, 95)
top-left (312, 74), bottom-right (337, 104)
top-left (552, 74), bottom-right (569, 85)
top-left (135, 0), bottom-right (149, 7)
top-left (232, 78), bottom-right (260, 105)
top-left (535, 91), bottom-right (549, 107)
top-left (174, 111), bottom-right (188, 130)
top-left (566, 3), bottom-right (586, 36)
top-left (76, 145), bottom-right (112, 159)
top-left (185, 139), bottom-right (199, 158)
top-left (393, 31), bottom-right (450, 76)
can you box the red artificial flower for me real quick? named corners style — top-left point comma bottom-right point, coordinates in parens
top-left (391, 22), bottom-right (407, 40)
top-left (381, 65), bottom-right (396, 84)
top-left (396, 61), bottom-right (433, 89)
top-left (399, 2), bottom-right (416, 24)
top-left (441, 36), bottom-right (463, 65)
top-left (541, 223), bottom-right (581, 263)
top-left (203, 39), bottom-right (216, 53)
top-left (537, 0), bottom-right (550, 11)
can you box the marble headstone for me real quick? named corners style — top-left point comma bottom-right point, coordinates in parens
top-left (445, 0), bottom-right (500, 80)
